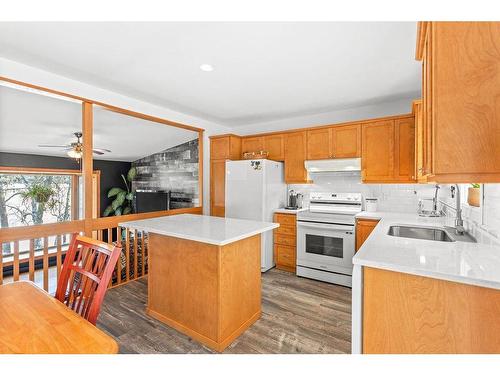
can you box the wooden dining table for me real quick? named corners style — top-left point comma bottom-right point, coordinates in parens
top-left (0, 281), bottom-right (118, 354)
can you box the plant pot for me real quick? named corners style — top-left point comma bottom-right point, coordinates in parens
top-left (468, 187), bottom-right (480, 207)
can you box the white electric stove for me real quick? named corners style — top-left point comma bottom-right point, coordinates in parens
top-left (296, 192), bottom-right (362, 287)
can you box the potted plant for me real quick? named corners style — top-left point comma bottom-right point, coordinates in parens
top-left (22, 184), bottom-right (55, 206)
top-left (467, 183), bottom-right (481, 207)
top-left (103, 167), bottom-right (137, 216)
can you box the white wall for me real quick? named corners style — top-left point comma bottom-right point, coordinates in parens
top-left (0, 57), bottom-right (233, 214)
top-left (233, 97), bottom-right (415, 135)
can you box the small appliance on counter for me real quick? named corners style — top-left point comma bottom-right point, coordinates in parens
top-left (286, 190), bottom-right (304, 209)
top-left (365, 197), bottom-right (378, 212)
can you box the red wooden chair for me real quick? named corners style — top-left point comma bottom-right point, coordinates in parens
top-left (55, 234), bottom-right (121, 325)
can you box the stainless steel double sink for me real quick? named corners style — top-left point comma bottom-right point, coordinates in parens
top-left (388, 224), bottom-right (476, 243)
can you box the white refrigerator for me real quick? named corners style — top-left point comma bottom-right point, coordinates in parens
top-left (225, 159), bottom-right (287, 272)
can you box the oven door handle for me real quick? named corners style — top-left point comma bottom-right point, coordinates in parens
top-left (297, 221), bottom-right (354, 232)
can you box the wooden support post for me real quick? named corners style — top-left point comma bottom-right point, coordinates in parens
top-left (82, 102), bottom-right (93, 236)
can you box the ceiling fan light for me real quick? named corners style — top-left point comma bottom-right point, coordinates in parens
top-left (67, 149), bottom-right (83, 159)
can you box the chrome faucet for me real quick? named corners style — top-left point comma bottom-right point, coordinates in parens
top-left (451, 184), bottom-right (465, 235)
top-left (432, 184), bottom-right (440, 212)
top-left (417, 184), bottom-right (444, 217)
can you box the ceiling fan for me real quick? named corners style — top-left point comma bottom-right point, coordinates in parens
top-left (38, 132), bottom-right (111, 159)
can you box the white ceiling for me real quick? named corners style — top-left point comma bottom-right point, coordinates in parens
top-left (0, 22), bottom-right (420, 127)
top-left (0, 85), bottom-right (198, 161)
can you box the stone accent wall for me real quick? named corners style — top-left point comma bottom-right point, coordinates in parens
top-left (132, 139), bottom-right (199, 205)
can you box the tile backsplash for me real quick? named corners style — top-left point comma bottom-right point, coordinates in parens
top-left (290, 173), bottom-right (500, 246)
top-left (289, 173), bottom-right (438, 213)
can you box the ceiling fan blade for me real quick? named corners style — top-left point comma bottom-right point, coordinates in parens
top-left (92, 150), bottom-right (105, 155)
top-left (38, 144), bottom-right (71, 148)
top-left (93, 148), bottom-right (111, 153)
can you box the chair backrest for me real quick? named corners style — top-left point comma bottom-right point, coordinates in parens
top-left (55, 234), bottom-right (121, 325)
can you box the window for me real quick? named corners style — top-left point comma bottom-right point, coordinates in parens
top-left (0, 172), bottom-right (78, 229)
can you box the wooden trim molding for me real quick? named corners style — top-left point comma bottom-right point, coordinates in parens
top-left (415, 21), bottom-right (430, 61)
top-left (0, 166), bottom-right (83, 175)
top-left (0, 75), bottom-right (204, 133)
top-left (0, 220), bottom-right (86, 243)
top-left (198, 130), bottom-right (204, 212)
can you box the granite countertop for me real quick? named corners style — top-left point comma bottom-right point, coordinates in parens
top-left (274, 207), bottom-right (308, 214)
top-left (120, 214), bottom-right (278, 246)
top-left (353, 211), bottom-right (500, 290)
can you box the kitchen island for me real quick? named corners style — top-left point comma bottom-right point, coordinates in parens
top-left (120, 214), bottom-right (278, 352)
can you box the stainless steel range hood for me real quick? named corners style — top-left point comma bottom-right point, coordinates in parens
top-left (304, 158), bottom-right (361, 174)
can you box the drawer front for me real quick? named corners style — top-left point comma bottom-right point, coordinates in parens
top-left (274, 233), bottom-right (296, 247)
top-left (274, 213), bottom-right (296, 226)
top-left (275, 245), bottom-right (296, 267)
top-left (275, 224), bottom-right (296, 236)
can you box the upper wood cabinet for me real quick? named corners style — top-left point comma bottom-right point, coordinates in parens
top-left (361, 120), bottom-right (395, 182)
top-left (331, 124), bottom-right (361, 158)
top-left (284, 131), bottom-right (310, 184)
top-left (394, 117), bottom-right (416, 182)
top-left (209, 135), bottom-right (241, 217)
top-left (306, 124), bottom-right (361, 160)
top-left (413, 100), bottom-right (427, 182)
top-left (416, 22), bottom-right (500, 182)
top-left (241, 136), bottom-right (264, 155)
top-left (263, 134), bottom-right (284, 161)
top-left (306, 128), bottom-right (331, 160)
top-left (241, 134), bottom-right (284, 160)
top-left (210, 135), bottom-right (241, 161)
top-left (361, 117), bottom-right (415, 183)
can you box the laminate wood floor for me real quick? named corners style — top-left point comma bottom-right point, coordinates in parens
top-left (97, 268), bottom-right (352, 354)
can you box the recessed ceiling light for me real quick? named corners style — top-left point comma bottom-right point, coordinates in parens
top-left (199, 64), bottom-right (214, 72)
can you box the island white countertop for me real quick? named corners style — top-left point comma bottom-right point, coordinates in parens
top-left (119, 214), bottom-right (279, 246)
top-left (353, 211), bottom-right (500, 290)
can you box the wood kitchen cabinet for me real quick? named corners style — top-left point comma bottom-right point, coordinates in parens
top-left (273, 213), bottom-right (297, 272)
top-left (209, 134), bottom-right (241, 217)
top-left (241, 134), bottom-right (284, 161)
top-left (413, 100), bottom-right (427, 182)
top-left (284, 131), bottom-right (311, 184)
top-left (263, 134), bottom-right (284, 161)
top-left (210, 159), bottom-right (227, 217)
top-left (416, 22), bottom-right (500, 182)
top-left (394, 117), bottom-right (416, 182)
top-left (361, 120), bottom-right (395, 182)
top-left (331, 124), bottom-right (361, 158)
top-left (355, 218), bottom-right (379, 251)
top-left (306, 124), bottom-right (361, 160)
top-left (363, 267), bottom-right (500, 353)
top-left (361, 116), bottom-right (415, 183)
top-left (210, 134), bottom-right (241, 161)
top-left (306, 127), bottom-right (331, 160)
top-left (241, 136), bottom-right (264, 155)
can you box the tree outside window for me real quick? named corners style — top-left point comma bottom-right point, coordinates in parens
top-left (0, 173), bottom-right (74, 255)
